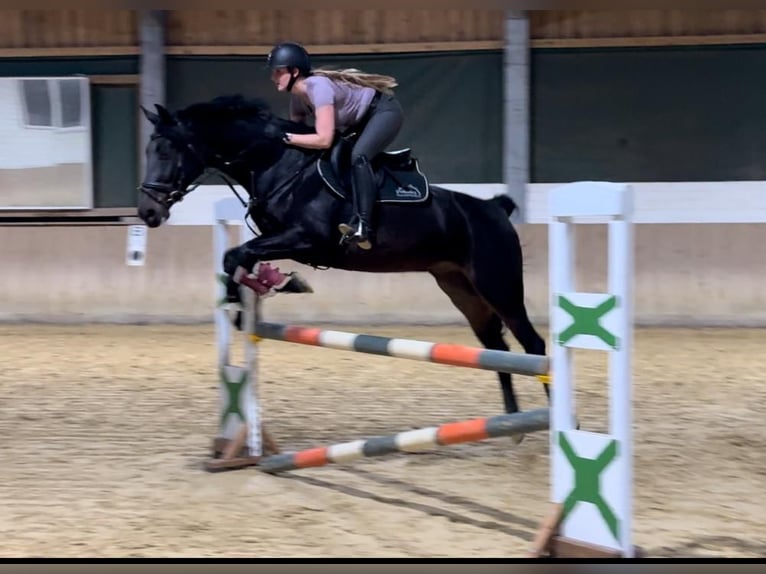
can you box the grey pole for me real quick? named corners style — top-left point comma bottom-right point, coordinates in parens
top-left (503, 10), bottom-right (530, 223)
top-left (139, 10), bottom-right (166, 174)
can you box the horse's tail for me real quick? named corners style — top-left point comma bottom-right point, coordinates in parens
top-left (491, 194), bottom-right (517, 217)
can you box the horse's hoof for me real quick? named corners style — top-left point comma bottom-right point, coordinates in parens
top-left (276, 272), bottom-right (314, 294)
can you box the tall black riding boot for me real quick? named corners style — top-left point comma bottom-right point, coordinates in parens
top-left (338, 155), bottom-right (376, 250)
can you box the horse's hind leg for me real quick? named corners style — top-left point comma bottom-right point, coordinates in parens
top-left (430, 267), bottom-right (523, 415)
top-left (468, 234), bottom-right (550, 406)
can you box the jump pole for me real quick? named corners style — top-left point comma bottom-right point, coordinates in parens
top-left (252, 322), bottom-right (550, 378)
top-left (531, 181), bottom-right (638, 558)
top-left (205, 196), bottom-right (552, 472)
top-left (259, 408), bottom-right (550, 474)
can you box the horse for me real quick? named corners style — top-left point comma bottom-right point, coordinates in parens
top-left (137, 94), bottom-right (548, 416)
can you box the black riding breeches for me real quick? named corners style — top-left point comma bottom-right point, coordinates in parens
top-left (350, 92), bottom-right (404, 163)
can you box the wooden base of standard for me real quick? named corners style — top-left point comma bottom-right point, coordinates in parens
top-left (205, 423), bottom-right (280, 472)
top-left (528, 504), bottom-right (643, 558)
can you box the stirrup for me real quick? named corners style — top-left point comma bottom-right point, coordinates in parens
top-left (338, 221), bottom-right (356, 238)
top-left (338, 220), bottom-right (372, 250)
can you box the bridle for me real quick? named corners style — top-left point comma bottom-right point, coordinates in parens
top-left (139, 132), bottom-right (209, 210)
top-left (139, 121), bottom-right (261, 228)
top-left (139, 122), bottom-right (319, 237)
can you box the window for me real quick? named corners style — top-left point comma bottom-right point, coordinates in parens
top-left (20, 79), bottom-right (52, 126)
top-left (19, 77), bottom-right (85, 129)
top-left (59, 79), bottom-right (83, 127)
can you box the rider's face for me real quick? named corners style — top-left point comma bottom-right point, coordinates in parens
top-left (271, 67), bottom-right (294, 92)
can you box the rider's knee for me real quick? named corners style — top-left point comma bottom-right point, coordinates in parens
top-left (350, 153), bottom-right (371, 168)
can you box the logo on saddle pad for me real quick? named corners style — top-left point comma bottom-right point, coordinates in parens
top-left (394, 184), bottom-right (422, 198)
top-left (318, 143), bottom-right (430, 204)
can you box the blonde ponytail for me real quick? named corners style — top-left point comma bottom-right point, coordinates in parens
top-left (311, 67), bottom-right (398, 95)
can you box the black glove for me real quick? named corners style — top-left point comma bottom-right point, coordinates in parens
top-left (263, 122), bottom-right (287, 142)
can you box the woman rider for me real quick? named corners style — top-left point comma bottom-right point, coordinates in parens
top-left (266, 41), bottom-right (404, 250)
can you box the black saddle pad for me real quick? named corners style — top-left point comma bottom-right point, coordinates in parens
top-left (318, 149), bottom-right (430, 204)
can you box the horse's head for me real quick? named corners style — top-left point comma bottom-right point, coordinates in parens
top-left (137, 103), bottom-right (208, 228)
top-left (138, 96), bottom-right (304, 228)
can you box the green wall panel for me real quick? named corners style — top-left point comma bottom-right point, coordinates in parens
top-left (166, 51), bottom-right (504, 184)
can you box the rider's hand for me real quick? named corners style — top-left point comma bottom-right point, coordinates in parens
top-left (263, 122), bottom-right (287, 143)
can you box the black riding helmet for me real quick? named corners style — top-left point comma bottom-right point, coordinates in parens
top-left (266, 42), bottom-right (311, 92)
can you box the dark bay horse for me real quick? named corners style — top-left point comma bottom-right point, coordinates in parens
top-left (137, 95), bottom-right (548, 415)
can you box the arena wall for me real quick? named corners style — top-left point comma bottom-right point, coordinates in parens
top-left (3, 10), bottom-right (766, 327)
top-left (4, 183), bottom-right (766, 326)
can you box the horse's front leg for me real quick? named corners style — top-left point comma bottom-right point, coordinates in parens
top-left (223, 229), bottom-right (316, 299)
top-left (223, 228), bottom-right (315, 275)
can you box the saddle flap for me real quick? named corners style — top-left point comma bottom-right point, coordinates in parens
top-left (318, 135), bottom-right (429, 205)
top-left (329, 135), bottom-right (353, 176)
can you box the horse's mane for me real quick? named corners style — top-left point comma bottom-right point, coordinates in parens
top-left (174, 94), bottom-right (311, 134)
top-left (176, 94), bottom-right (272, 123)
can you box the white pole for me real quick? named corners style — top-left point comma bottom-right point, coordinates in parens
top-left (239, 224), bottom-right (262, 457)
top-left (214, 219), bottom-right (230, 367)
top-left (608, 210), bottom-right (634, 557)
top-left (549, 218), bottom-right (576, 507)
top-left (548, 182), bottom-right (634, 557)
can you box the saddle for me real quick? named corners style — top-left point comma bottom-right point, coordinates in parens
top-left (317, 134), bottom-right (430, 204)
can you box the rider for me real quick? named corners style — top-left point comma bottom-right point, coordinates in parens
top-left (266, 41), bottom-right (404, 250)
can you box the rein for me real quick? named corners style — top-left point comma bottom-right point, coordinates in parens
top-left (214, 142), bottom-right (320, 237)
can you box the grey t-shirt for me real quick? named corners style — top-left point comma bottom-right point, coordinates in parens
top-left (290, 75), bottom-right (376, 133)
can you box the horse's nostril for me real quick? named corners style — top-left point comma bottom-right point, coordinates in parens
top-left (140, 207), bottom-right (162, 227)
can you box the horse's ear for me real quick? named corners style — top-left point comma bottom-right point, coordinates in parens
top-left (154, 103), bottom-right (174, 125)
top-left (140, 105), bottom-right (160, 125)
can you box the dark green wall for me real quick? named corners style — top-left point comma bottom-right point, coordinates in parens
top-left (531, 44), bottom-right (766, 182)
top-left (4, 45), bottom-right (764, 209)
top-left (166, 51), bottom-right (504, 185)
top-left (167, 44), bottom-right (766, 189)
top-left (91, 84), bottom-right (138, 207)
top-left (0, 56), bottom-right (136, 76)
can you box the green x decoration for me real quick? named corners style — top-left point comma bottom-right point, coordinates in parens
top-left (220, 368), bottom-right (247, 427)
top-left (557, 295), bottom-right (619, 349)
top-left (558, 431), bottom-right (620, 543)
